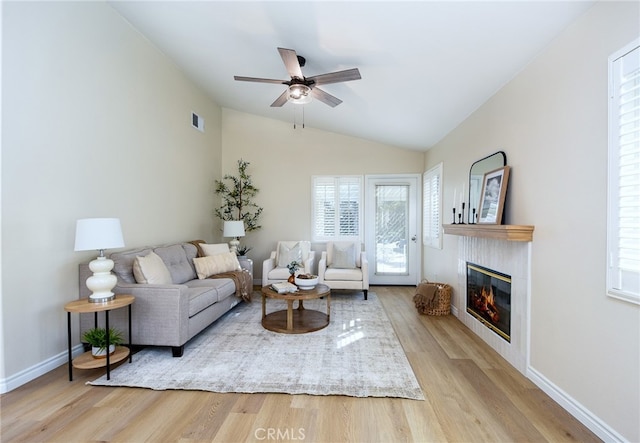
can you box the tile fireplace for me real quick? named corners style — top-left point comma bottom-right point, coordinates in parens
top-left (454, 235), bottom-right (531, 374)
top-left (466, 263), bottom-right (512, 343)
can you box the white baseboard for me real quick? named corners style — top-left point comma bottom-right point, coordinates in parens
top-left (0, 344), bottom-right (84, 394)
top-left (526, 365), bottom-right (626, 442)
top-left (454, 292), bottom-right (623, 441)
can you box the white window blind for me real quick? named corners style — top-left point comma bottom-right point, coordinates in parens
top-left (608, 40), bottom-right (640, 305)
top-left (423, 163), bottom-right (443, 249)
top-left (312, 176), bottom-right (362, 242)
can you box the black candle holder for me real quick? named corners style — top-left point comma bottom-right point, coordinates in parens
top-left (452, 207), bottom-right (457, 224)
top-left (471, 208), bottom-right (476, 224)
top-left (460, 202), bottom-right (466, 224)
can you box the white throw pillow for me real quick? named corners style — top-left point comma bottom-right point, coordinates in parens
top-left (193, 252), bottom-right (241, 279)
top-left (277, 242), bottom-right (302, 268)
top-left (331, 242), bottom-right (357, 269)
top-left (200, 243), bottom-right (230, 256)
top-left (133, 252), bottom-right (172, 284)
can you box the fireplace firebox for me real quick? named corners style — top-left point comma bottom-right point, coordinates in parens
top-left (466, 263), bottom-right (512, 342)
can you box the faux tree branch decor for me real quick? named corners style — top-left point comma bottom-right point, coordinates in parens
top-left (214, 159), bottom-right (263, 233)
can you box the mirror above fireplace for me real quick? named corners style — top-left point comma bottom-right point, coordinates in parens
top-left (468, 151), bottom-right (506, 223)
top-left (444, 150), bottom-right (533, 241)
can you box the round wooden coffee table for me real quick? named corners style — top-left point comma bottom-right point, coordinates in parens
top-left (261, 284), bottom-right (331, 334)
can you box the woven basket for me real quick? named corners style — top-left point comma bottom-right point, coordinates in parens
top-left (413, 280), bottom-right (452, 316)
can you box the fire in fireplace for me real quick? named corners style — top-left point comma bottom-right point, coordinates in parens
top-left (466, 263), bottom-right (512, 342)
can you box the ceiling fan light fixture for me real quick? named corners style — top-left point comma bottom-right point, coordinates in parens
top-left (235, 48), bottom-right (360, 108)
top-left (287, 84), bottom-right (312, 104)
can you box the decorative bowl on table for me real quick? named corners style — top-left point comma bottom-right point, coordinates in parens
top-left (295, 274), bottom-right (318, 290)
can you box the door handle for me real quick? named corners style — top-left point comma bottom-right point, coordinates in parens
top-left (411, 235), bottom-right (417, 242)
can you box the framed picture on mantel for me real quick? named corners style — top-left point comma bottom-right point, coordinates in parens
top-left (478, 166), bottom-right (510, 224)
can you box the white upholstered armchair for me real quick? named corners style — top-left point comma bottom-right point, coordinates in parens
top-left (318, 241), bottom-right (369, 300)
top-left (262, 241), bottom-right (316, 286)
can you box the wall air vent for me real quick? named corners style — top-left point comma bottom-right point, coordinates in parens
top-left (191, 112), bottom-right (204, 132)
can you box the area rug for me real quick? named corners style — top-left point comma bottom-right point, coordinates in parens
top-left (89, 292), bottom-right (425, 400)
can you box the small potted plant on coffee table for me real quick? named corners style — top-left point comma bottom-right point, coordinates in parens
top-left (82, 327), bottom-right (124, 358)
top-left (286, 261), bottom-right (301, 283)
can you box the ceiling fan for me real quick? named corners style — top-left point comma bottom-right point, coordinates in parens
top-left (234, 47), bottom-right (361, 108)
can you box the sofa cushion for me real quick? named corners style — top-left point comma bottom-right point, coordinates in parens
top-left (200, 243), bottom-right (230, 256)
top-left (132, 251), bottom-right (172, 284)
top-left (185, 279), bottom-right (236, 316)
top-left (154, 244), bottom-right (196, 284)
top-left (185, 277), bottom-right (235, 296)
top-left (324, 267), bottom-right (363, 281)
top-left (182, 242), bottom-right (198, 262)
top-left (111, 247), bottom-right (153, 283)
top-left (277, 242), bottom-right (303, 268)
top-left (186, 287), bottom-right (219, 317)
top-left (193, 252), bottom-right (241, 279)
top-left (330, 242), bottom-right (357, 269)
top-left (267, 267), bottom-right (292, 281)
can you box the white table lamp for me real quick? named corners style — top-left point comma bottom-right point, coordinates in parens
top-left (74, 218), bottom-right (125, 303)
top-left (223, 220), bottom-right (245, 254)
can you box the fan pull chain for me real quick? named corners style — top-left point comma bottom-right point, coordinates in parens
top-left (293, 106), bottom-right (297, 129)
top-left (292, 106), bottom-right (305, 129)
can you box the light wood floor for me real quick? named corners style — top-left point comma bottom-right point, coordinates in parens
top-left (1, 286), bottom-right (600, 442)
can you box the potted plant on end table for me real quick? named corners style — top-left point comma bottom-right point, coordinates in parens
top-left (82, 327), bottom-right (124, 358)
top-left (236, 245), bottom-right (252, 260)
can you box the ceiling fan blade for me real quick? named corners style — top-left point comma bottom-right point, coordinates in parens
top-left (270, 89), bottom-right (289, 107)
top-left (234, 76), bottom-right (288, 85)
top-left (278, 47), bottom-right (304, 79)
top-left (307, 68), bottom-right (361, 86)
top-left (310, 87), bottom-right (342, 107)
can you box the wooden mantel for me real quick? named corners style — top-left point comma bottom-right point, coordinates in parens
top-left (443, 224), bottom-right (534, 242)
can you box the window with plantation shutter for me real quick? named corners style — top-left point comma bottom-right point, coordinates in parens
top-left (312, 176), bottom-right (362, 242)
top-left (608, 39), bottom-right (640, 305)
top-left (423, 163), bottom-right (443, 249)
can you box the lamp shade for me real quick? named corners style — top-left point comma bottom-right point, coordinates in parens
top-left (74, 218), bottom-right (125, 252)
top-left (223, 220), bottom-right (245, 238)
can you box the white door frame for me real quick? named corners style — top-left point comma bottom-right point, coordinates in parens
top-left (364, 174), bottom-right (421, 286)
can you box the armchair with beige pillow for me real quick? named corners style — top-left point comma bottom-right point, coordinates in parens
top-left (318, 241), bottom-right (369, 300)
top-left (262, 241), bottom-right (316, 286)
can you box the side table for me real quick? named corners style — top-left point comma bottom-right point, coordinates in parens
top-left (238, 257), bottom-right (253, 282)
top-left (64, 294), bottom-right (134, 381)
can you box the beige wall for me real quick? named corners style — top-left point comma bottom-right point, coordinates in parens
top-left (424, 2), bottom-right (639, 440)
top-left (221, 108), bottom-right (425, 279)
top-left (1, 2), bottom-right (222, 384)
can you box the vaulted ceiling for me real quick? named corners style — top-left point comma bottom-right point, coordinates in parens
top-left (109, 1), bottom-right (595, 151)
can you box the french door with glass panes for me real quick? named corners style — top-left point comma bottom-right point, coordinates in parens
top-left (365, 175), bottom-right (421, 285)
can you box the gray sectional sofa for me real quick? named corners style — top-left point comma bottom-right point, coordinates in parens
top-left (79, 241), bottom-right (248, 357)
